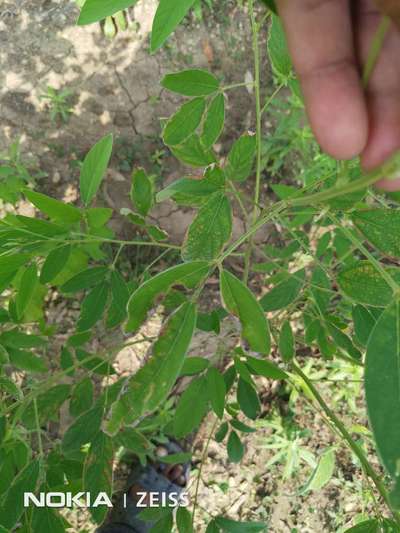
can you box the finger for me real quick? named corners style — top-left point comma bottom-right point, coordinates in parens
top-left (355, 1), bottom-right (400, 189)
top-left (276, 0), bottom-right (368, 159)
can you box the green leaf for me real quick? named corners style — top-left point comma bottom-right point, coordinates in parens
top-left (86, 207), bottom-right (113, 228)
top-left (173, 376), bottom-right (209, 437)
top-left (156, 177), bottom-right (222, 203)
top-left (279, 320), bottom-right (294, 362)
top-left (170, 134), bottom-right (216, 167)
top-left (14, 215), bottom-right (67, 237)
top-left (343, 520), bottom-right (380, 533)
top-left (352, 305), bottom-right (376, 347)
top-left (206, 520), bottom-right (220, 533)
top-left (365, 300), bottom-right (400, 482)
top-left (327, 323), bottom-right (361, 361)
top-left (60, 266), bottom-right (109, 293)
top-left (163, 98), bottom-right (206, 146)
top-left (215, 421), bottom-right (229, 442)
top-left (311, 266), bottom-right (331, 314)
top-left (21, 384), bottom-right (71, 428)
top-left (260, 269), bottom-right (306, 312)
top-left (201, 93), bottom-right (225, 148)
top-left (80, 134), bottom-right (113, 206)
top-left (150, 513), bottom-right (173, 533)
top-left (0, 459), bottom-right (40, 530)
top-left (227, 431), bottom-right (244, 463)
top-left (107, 270), bottom-right (130, 328)
top-left (230, 419), bottom-right (256, 433)
top-left (0, 417), bottom-right (6, 446)
top-left (180, 356), bottom-right (209, 375)
top-left (215, 516), bottom-right (267, 532)
top-left (298, 448), bottom-right (335, 495)
top-left (151, 0), bottom-right (196, 51)
top-left (225, 134), bottom-right (256, 182)
top-left (206, 367), bottom-right (226, 418)
top-left (131, 168), bottom-right (153, 217)
top-left (111, 303), bottom-right (197, 432)
top-left (126, 261), bottom-right (208, 333)
top-left (16, 264), bottom-right (38, 320)
top-left (0, 329), bottom-right (46, 349)
top-left (237, 377), bottom-right (260, 420)
top-left (31, 507), bottom-right (66, 533)
top-left (220, 269), bottom-right (270, 354)
top-left (352, 209), bottom-right (400, 258)
top-left (24, 189), bottom-right (81, 224)
top-left (0, 254), bottom-right (29, 276)
top-left (182, 192), bottom-right (232, 261)
top-left (9, 349), bottom-right (48, 373)
top-left (117, 428), bottom-right (154, 455)
top-left (40, 245), bottom-right (71, 284)
top-left (83, 432), bottom-right (113, 524)
top-left (62, 403), bottom-right (103, 455)
top-left (77, 282), bottom-right (109, 331)
top-left (268, 14), bottom-right (292, 80)
top-left (338, 262), bottom-right (400, 307)
top-left (161, 69), bottom-right (219, 96)
top-left (70, 378), bottom-right (94, 417)
top-left (177, 507), bottom-right (194, 533)
top-left (78, 0), bottom-right (138, 24)
top-left (246, 356), bottom-right (288, 380)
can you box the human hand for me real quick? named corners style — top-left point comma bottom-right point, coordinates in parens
top-left (276, 0), bottom-right (400, 189)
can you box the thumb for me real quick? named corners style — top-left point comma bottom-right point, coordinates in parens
top-left (374, 0), bottom-right (400, 28)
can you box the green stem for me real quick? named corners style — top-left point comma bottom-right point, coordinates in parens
top-left (291, 362), bottom-right (400, 525)
top-left (244, 0), bottom-right (263, 283)
top-left (228, 180), bottom-right (249, 221)
top-left (363, 16), bottom-right (391, 87)
top-left (221, 81), bottom-right (255, 92)
top-left (191, 416), bottom-right (219, 527)
top-left (33, 398), bottom-right (44, 457)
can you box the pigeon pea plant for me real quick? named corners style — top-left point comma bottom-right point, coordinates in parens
top-left (0, 0), bottom-right (400, 532)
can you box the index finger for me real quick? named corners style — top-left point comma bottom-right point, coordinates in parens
top-left (276, 0), bottom-right (368, 160)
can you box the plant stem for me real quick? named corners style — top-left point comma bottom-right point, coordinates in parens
top-left (191, 416), bottom-right (219, 527)
top-left (261, 83), bottom-right (284, 115)
top-left (244, 0), bottom-right (263, 283)
top-left (363, 16), bottom-right (391, 87)
top-left (221, 81), bottom-right (255, 92)
top-left (291, 362), bottom-right (400, 525)
top-left (228, 180), bottom-right (249, 221)
top-left (33, 398), bottom-right (44, 457)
